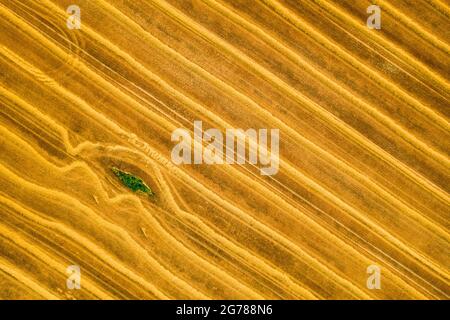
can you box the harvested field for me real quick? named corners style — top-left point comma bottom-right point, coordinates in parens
top-left (0, 0), bottom-right (449, 299)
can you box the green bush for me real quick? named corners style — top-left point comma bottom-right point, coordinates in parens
top-left (111, 167), bottom-right (154, 196)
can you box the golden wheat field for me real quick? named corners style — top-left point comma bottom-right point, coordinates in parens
top-left (0, 0), bottom-right (449, 300)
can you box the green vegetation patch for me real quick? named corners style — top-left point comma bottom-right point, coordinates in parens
top-left (111, 167), bottom-right (154, 196)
